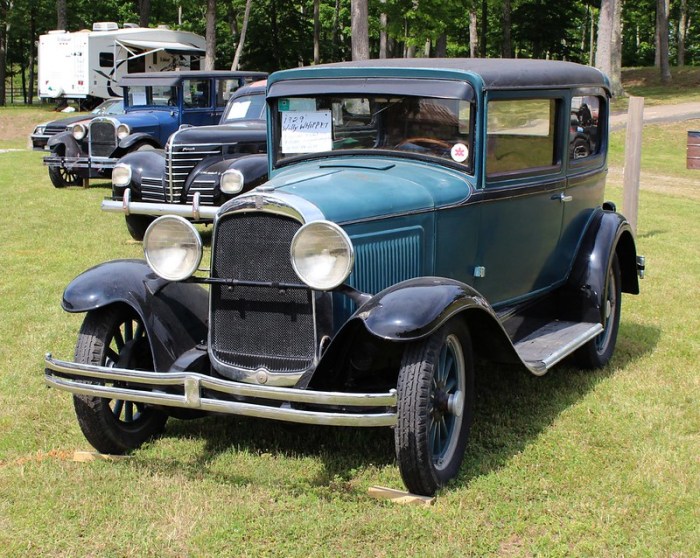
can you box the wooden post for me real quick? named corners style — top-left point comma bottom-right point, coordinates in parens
top-left (623, 96), bottom-right (644, 234)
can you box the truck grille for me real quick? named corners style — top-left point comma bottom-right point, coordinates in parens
top-left (89, 120), bottom-right (117, 158)
top-left (210, 212), bottom-right (316, 374)
top-left (166, 143), bottom-right (222, 203)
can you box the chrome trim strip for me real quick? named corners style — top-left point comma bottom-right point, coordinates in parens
top-left (102, 194), bottom-right (218, 220)
top-left (44, 354), bottom-right (397, 427)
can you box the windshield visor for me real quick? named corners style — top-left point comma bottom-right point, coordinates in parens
top-left (271, 94), bottom-right (473, 169)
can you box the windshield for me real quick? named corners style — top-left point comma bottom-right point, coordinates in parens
top-left (92, 100), bottom-right (123, 115)
top-left (222, 93), bottom-right (266, 122)
top-left (272, 94), bottom-right (473, 168)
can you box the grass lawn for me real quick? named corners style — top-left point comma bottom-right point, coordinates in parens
top-left (0, 91), bottom-right (698, 556)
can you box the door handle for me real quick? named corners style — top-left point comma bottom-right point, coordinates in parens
top-left (552, 193), bottom-right (573, 203)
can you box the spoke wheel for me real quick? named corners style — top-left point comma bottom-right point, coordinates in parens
top-left (72, 306), bottom-right (167, 454)
top-left (575, 254), bottom-right (622, 369)
top-left (48, 165), bottom-right (82, 188)
top-left (395, 320), bottom-right (474, 496)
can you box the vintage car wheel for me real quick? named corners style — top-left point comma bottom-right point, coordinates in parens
top-left (575, 255), bottom-right (622, 369)
top-left (571, 137), bottom-right (591, 159)
top-left (48, 165), bottom-right (82, 188)
top-left (72, 305), bottom-right (167, 454)
top-left (394, 320), bottom-right (474, 496)
top-left (125, 214), bottom-right (156, 241)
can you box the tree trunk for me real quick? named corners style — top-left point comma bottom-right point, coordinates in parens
top-left (231, 0), bottom-right (252, 70)
top-left (469, 7), bottom-right (478, 58)
top-left (480, 0), bottom-right (487, 57)
top-left (657, 0), bottom-right (671, 83)
top-left (502, 0), bottom-right (512, 58)
top-left (0, 0), bottom-right (9, 106)
top-left (435, 33), bottom-right (447, 58)
top-left (138, 0), bottom-right (150, 28)
top-left (595, 0), bottom-right (613, 78)
top-left (589, 8), bottom-right (595, 65)
top-left (56, 0), bottom-right (66, 30)
top-left (331, 0), bottom-right (341, 60)
top-left (28, 1), bottom-right (36, 104)
top-left (351, 0), bottom-right (369, 61)
top-left (678, 0), bottom-right (687, 66)
top-left (313, 0), bottom-right (320, 64)
top-left (204, 0), bottom-right (216, 71)
top-left (610, 0), bottom-right (624, 96)
top-left (379, 1), bottom-right (387, 59)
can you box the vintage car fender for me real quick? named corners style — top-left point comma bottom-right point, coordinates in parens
top-left (47, 131), bottom-right (83, 158)
top-left (561, 207), bottom-right (639, 323)
top-left (118, 132), bottom-right (162, 151)
top-left (62, 259), bottom-right (208, 372)
top-left (184, 153), bottom-right (269, 201)
top-left (113, 150), bottom-right (166, 199)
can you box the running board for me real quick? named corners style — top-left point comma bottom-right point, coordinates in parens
top-left (514, 321), bottom-right (603, 376)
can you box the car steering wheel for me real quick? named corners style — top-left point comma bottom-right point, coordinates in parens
top-left (395, 137), bottom-right (452, 150)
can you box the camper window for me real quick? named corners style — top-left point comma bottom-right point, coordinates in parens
top-left (99, 52), bottom-right (114, 68)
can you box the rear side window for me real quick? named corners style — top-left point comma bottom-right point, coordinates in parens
top-left (487, 99), bottom-right (558, 176)
top-left (570, 95), bottom-right (604, 160)
top-left (183, 79), bottom-right (211, 108)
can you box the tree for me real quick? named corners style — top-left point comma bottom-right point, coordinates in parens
top-left (138, 0), bottom-right (150, 28)
top-left (502, 0), bottom-right (512, 57)
top-left (0, 0), bottom-right (8, 106)
top-left (205, 0), bottom-right (216, 70)
top-left (56, 0), bottom-right (66, 30)
top-left (656, 0), bottom-right (671, 82)
top-left (231, 0), bottom-right (252, 70)
top-left (678, 0), bottom-right (688, 66)
top-left (596, 0), bottom-right (624, 96)
top-left (351, 0), bottom-right (368, 60)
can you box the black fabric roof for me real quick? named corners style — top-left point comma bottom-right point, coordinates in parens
top-left (118, 70), bottom-right (267, 87)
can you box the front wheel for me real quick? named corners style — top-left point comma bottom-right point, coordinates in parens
top-left (394, 320), bottom-right (474, 496)
top-left (72, 305), bottom-right (167, 454)
top-left (575, 254), bottom-right (622, 369)
top-left (48, 165), bottom-right (82, 188)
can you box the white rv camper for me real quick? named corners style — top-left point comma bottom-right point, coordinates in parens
top-left (38, 22), bottom-right (205, 106)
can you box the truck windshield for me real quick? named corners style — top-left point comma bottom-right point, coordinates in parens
top-left (272, 95), bottom-right (473, 169)
top-left (222, 93), bottom-right (266, 122)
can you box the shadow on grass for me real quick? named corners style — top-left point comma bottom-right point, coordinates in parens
top-left (138, 320), bottom-right (659, 493)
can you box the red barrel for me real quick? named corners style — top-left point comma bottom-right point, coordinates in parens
top-left (687, 131), bottom-right (700, 169)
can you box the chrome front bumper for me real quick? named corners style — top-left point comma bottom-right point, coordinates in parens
top-left (101, 188), bottom-right (218, 221)
top-left (43, 155), bottom-right (118, 171)
top-left (44, 354), bottom-right (397, 427)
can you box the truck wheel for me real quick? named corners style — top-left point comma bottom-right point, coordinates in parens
top-left (575, 254), bottom-right (622, 369)
top-left (394, 320), bottom-right (474, 496)
top-left (125, 214), bottom-right (155, 241)
top-left (72, 305), bottom-right (167, 454)
top-left (48, 165), bottom-right (82, 188)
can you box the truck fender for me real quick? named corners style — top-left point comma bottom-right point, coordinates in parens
top-left (47, 131), bottom-right (82, 158)
top-left (62, 259), bottom-right (208, 372)
top-left (118, 133), bottom-right (161, 151)
top-left (560, 208), bottom-right (639, 324)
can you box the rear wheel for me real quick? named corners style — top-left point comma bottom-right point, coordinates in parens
top-left (125, 214), bottom-right (155, 241)
top-left (72, 305), bottom-right (167, 454)
top-left (394, 320), bottom-right (474, 496)
top-left (575, 255), bottom-right (622, 368)
top-left (48, 165), bottom-right (82, 188)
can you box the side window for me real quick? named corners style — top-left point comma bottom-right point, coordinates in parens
top-left (570, 95), bottom-right (603, 160)
top-left (487, 98), bottom-right (558, 177)
top-left (183, 79), bottom-right (211, 108)
top-left (99, 52), bottom-right (114, 68)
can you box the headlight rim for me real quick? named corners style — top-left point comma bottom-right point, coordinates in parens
top-left (111, 163), bottom-right (133, 188)
top-left (290, 220), bottom-right (354, 291)
top-left (71, 123), bottom-right (87, 141)
top-left (143, 215), bottom-right (203, 282)
top-left (116, 123), bottom-right (131, 140)
top-left (220, 168), bottom-right (245, 195)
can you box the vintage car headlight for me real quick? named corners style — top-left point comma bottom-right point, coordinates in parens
top-left (71, 123), bottom-right (87, 140)
top-left (33, 124), bottom-right (46, 135)
top-left (220, 169), bottom-right (244, 195)
top-left (116, 123), bottom-right (130, 139)
top-left (143, 216), bottom-right (202, 281)
top-left (111, 163), bottom-right (132, 188)
top-left (290, 221), bottom-right (354, 291)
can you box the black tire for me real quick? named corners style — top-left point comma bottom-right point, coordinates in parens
top-left (72, 305), bottom-right (167, 454)
top-left (394, 320), bottom-right (474, 496)
top-left (571, 137), bottom-right (591, 159)
top-left (575, 254), bottom-right (622, 369)
top-left (48, 165), bottom-right (82, 188)
top-left (125, 214), bottom-right (155, 241)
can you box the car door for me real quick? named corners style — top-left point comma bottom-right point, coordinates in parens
top-left (473, 93), bottom-right (568, 306)
top-left (180, 77), bottom-right (216, 127)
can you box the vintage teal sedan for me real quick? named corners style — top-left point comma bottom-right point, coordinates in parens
top-left (45, 59), bottom-right (644, 496)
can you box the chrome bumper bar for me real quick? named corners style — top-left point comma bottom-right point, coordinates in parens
top-left (43, 155), bottom-right (117, 171)
top-left (45, 354), bottom-right (397, 427)
top-left (101, 189), bottom-right (218, 220)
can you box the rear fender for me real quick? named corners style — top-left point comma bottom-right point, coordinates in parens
top-left (62, 259), bottom-right (208, 372)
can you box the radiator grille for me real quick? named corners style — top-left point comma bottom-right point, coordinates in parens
top-left (210, 212), bottom-right (316, 374)
top-left (140, 176), bottom-right (164, 202)
top-left (89, 120), bottom-right (117, 158)
top-left (166, 143), bottom-right (221, 203)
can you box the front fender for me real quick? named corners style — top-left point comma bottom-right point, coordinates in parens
top-left (184, 153), bottom-right (269, 204)
top-left (114, 150), bottom-right (166, 199)
top-left (62, 259), bottom-right (208, 372)
top-left (47, 131), bottom-right (83, 158)
top-left (119, 133), bottom-right (161, 151)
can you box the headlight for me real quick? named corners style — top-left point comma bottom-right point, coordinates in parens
top-left (111, 163), bottom-right (132, 188)
top-left (34, 125), bottom-right (46, 135)
top-left (220, 169), bottom-right (244, 195)
top-left (290, 221), bottom-right (354, 291)
top-left (143, 216), bottom-right (202, 281)
top-left (117, 123), bottom-right (130, 139)
top-left (72, 124), bottom-right (87, 140)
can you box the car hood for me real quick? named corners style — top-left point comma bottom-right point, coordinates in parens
top-left (261, 157), bottom-right (472, 223)
top-left (44, 114), bottom-right (95, 131)
top-left (172, 121), bottom-right (266, 144)
top-left (110, 111), bottom-right (175, 133)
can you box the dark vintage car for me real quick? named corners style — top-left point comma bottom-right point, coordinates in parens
top-left (45, 59), bottom-right (645, 496)
top-left (43, 70), bottom-right (266, 188)
top-left (105, 80), bottom-right (268, 240)
top-left (30, 98), bottom-right (124, 152)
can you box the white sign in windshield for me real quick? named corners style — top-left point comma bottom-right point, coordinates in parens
top-left (227, 100), bottom-right (251, 120)
top-left (281, 110), bottom-right (332, 153)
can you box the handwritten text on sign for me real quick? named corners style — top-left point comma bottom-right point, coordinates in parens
top-left (281, 110), bottom-right (332, 153)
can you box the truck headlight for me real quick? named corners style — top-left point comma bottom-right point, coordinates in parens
top-left (143, 216), bottom-right (202, 281)
top-left (112, 163), bottom-right (132, 188)
top-left (220, 169), bottom-right (244, 195)
top-left (290, 221), bottom-right (354, 291)
top-left (117, 123), bottom-right (130, 139)
top-left (72, 124), bottom-right (87, 140)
